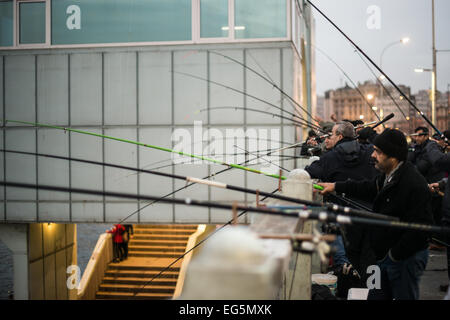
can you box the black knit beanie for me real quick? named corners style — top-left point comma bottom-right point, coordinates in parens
top-left (373, 129), bottom-right (408, 161)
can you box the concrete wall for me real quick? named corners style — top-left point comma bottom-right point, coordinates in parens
top-left (0, 42), bottom-right (305, 224)
top-left (28, 223), bottom-right (77, 300)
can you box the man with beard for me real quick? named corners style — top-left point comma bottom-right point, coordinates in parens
top-left (318, 129), bottom-right (433, 300)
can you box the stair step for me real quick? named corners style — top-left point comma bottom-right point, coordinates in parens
top-left (132, 235), bottom-right (189, 241)
top-left (128, 252), bottom-right (182, 258)
top-left (105, 270), bottom-right (179, 279)
top-left (135, 224), bottom-right (198, 230)
top-left (134, 229), bottom-right (195, 235)
top-left (103, 277), bottom-right (177, 286)
top-left (96, 291), bottom-right (172, 300)
top-left (128, 246), bottom-right (185, 252)
top-left (130, 240), bottom-right (187, 247)
top-left (99, 283), bottom-right (175, 294)
top-left (108, 264), bottom-right (181, 272)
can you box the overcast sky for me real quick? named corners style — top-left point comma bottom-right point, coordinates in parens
top-left (312, 0), bottom-right (450, 96)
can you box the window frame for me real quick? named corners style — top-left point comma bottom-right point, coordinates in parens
top-left (0, 0), bottom-right (291, 50)
top-left (16, 0), bottom-right (50, 48)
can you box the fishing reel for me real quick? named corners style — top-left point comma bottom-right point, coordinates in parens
top-left (291, 229), bottom-right (336, 263)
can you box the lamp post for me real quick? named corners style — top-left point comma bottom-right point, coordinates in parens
top-left (379, 38), bottom-right (409, 103)
top-left (380, 37), bottom-right (410, 70)
top-left (414, 68), bottom-right (435, 128)
top-left (431, 0), bottom-right (437, 126)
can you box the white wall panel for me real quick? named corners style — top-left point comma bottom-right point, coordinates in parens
top-left (5, 55), bottom-right (36, 123)
top-left (0, 128), bottom-right (4, 220)
top-left (72, 202), bottom-right (103, 222)
top-left (70, 129), bottom-right (103, 201)
top-left (37, 55), bottom-right (69, 125)
top-left (37, 129), bottom-right (69, 201)
top-left (5, 129), bottom-right (36, 200)
top-left (105, 203), bottom-right (138, 223)
top-left (139, 128), bottom-right (174, 222)
top-left (209, 50), bottom-right (245, 124)
top-left (38, 203), bottom-right (70, 222)
top-left (104, 128), bottom-right (137, 195)
top-left (104, 52), bottom-right (137, 125)
top-left (246, 49), bottom-right (282, 125)
top-left (6, 203), bottom-right (36, 221)
top-left (138, 203), bottom-right (173, 223)
top-left (173, 51), bottom-right (207, 125)
top-left (139, 52), bottom-right (172, 125)
top-left (70, 53), bottom-right (102, 125)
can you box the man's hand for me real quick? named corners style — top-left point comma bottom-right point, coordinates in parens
top-left (316, 182), bottom-right (335, 195)
top-left (307, 138), bottom-right (318, 146)
top-left (428, 182), bottom-right (439, 193)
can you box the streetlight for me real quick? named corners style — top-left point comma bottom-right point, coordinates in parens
top-left (380, 37), bottom-right (410, 70)
top-left (414, 67), bottom-right (436, 126)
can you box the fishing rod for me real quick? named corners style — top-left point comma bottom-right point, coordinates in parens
top-left (354, 50), bottom-right (409, 122)
top-left (306, 0), bottom-right (443, 137)
top-left (208, 50), bottom-right (318, 125)
top-left (3, 119), bottom-right (286, 181)
top-left (130, 188), bottom-right (280, 297)
top-left (195, 106), bottom-right (321, 130)
top-left (3, 181), bottom-right (450, 235)
top-left (233, 145), bottom-right (291, 173)
top-left (1, 149), bottom-right (392, 221)
top-left (172, 71), bottom-right (323, 131)
top-left (313, 45), bottom-right (381, 122)
top-left (371, 113), bottom-right (394, 130)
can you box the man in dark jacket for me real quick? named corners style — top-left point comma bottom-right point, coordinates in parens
top-left (408, 126), bottom-right (445, 225)
top-left (408, 126), bottom-right (445, 183)
top-left (305, 122), bottom-right (378, 289)
top-left (429, 152), bottom-right (450, 292)
top-left (318, 129), bottom-right (433, 300)
top-left (305, 122), bottom-right (378, 186)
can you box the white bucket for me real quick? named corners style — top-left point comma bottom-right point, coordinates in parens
top-left (312, 273), bottom-right (337, 295)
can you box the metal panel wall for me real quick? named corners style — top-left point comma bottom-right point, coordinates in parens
top-left (1, 42), bottom-right (302, 224)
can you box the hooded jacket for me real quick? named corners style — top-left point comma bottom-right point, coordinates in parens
top-left (433, 153), bottom-right (450, 222)
top-left (408, 139), bottom-right (445, 183)
top-left (335, 161), bottom-right (433, 261)
top-left (305, 138), bottom-right (378, 183)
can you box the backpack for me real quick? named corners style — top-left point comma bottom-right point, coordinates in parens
top-left (122, 227), bottom-right (129, 242)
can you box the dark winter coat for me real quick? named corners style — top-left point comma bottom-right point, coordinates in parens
top-left (433, 153), bottom-right (450, 222)
top-left (305, 138), bottom-right (378, 183)
top-left (408, 139), bottom-right (445, 183)
top-left (335, 161), bottom-right (433, 261)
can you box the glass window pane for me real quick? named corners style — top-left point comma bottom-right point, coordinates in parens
top-left (200, 0), bottom-right (228, 38)
top-left (51, 0), bottom-right (191, 45)
top-left (0, 0), bottom-right (13, 46)
top-left (235, 0), bottom-right (286, 39)
top-left (19, 2), bottom-right (46, 44)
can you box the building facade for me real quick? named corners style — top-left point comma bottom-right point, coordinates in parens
top-left (0, 0), bottom-right (316, 224)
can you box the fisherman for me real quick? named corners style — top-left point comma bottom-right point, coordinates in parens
top-left (299, 122), bottom-right (334, 157)
top-left (408, 126), bottom-right (445, 228)
top-left (304, 121), bottom-right (378, 296)
top-left (304, 121), bottom-right (377, 202)
top-left (428, 151), bottom-right (450, 292)
top-left (318, 129), bottom-right (433, 300)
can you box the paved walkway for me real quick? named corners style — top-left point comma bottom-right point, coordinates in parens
top-left (420, 249), bottom-right (448, 300)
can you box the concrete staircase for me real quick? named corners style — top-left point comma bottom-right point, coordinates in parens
top-left (95, 224), bottom-right (198, 300)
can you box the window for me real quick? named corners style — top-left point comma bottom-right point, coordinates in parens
top-left (51, 0), bottom-right (192, 45)
top-left (19, 1), bottom-right (46, 44)
top-left (1, 0), bottom-right (290, 48)
top-left (0, 0), bottom-right (13, 46)
top-left (235, 0), bottom-right (286, 39)
top-left (200, 0), bottom-right (229, 38)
